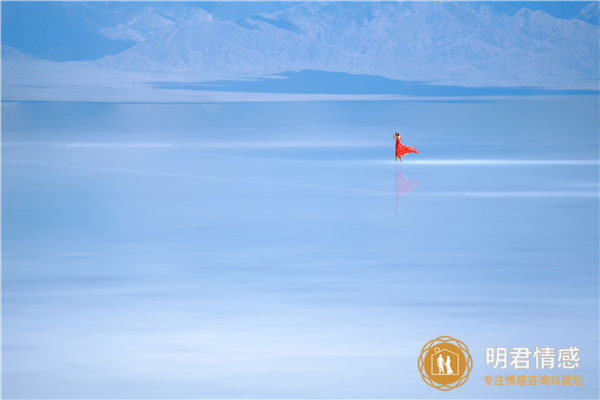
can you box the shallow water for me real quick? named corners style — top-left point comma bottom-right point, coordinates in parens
top-left (2, 97), bottom-right (599, 398)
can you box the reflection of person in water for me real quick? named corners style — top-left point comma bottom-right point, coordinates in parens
top-left (437, 354), bottom-right (445, 375)
top-left (395, 165), bottom-right (418, 214)
top-left (394, 132), bottom-right (419, 162)
top-left (445, 355), bottom-right (454, 374)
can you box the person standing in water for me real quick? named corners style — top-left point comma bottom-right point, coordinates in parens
top-left (394, 132), bottom-right (419, 162)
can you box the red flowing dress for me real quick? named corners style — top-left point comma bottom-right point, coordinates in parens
top-left (395, 137), bottom-right (419, 158)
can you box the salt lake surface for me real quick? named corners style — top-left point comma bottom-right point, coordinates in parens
top-left (2, 96), bottom-right (598, 398)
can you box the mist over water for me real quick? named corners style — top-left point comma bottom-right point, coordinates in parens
top-left (2, 96), bottom-right (599, 398)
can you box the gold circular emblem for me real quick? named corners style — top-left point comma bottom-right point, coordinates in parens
top-left (417, 336), bottom-right (473, 391)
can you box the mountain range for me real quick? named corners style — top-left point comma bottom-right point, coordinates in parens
top-left (2, 2), bottom-right (598, 101)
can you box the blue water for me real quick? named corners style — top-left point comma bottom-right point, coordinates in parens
top-left (2, 96), bottom-right (598, 398)
top-left (150, 70), bottom-right (599, 96)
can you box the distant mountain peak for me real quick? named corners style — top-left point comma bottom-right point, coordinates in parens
top-left (2, 1), bottom-right (598, 101)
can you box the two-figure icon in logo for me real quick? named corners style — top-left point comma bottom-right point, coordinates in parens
top-left (434, 348), bottom-right (456, 375)
top-left (418, 336), bottom-right (473, 391)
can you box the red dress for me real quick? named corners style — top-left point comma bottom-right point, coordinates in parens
top-left (395, 137), bottom-right (419, 158)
